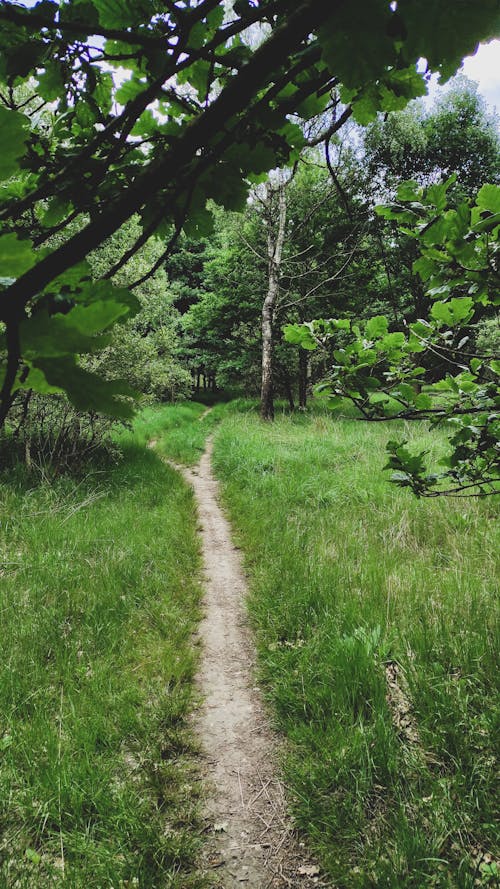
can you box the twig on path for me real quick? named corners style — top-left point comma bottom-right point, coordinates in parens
top-left (237, 768), bottom-right (245, 808)
top-left (248, 778), bottom-right (273, 809)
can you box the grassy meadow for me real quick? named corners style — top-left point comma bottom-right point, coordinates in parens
top-left (0, 419), bottom-right (206, 888)
top-left (1, 399), bottom-right (498, 889)
top-left (212, 407), bottom-right (499, 889)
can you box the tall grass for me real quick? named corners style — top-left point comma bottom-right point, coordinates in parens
top-left (133, 401), bottom-right (218, 465)
top-left (0, 420), bottom-right (206, 888)
top-left (132, 399), bottom-right (251, 465)
top-left (212, 410), bottom-right (499, 889)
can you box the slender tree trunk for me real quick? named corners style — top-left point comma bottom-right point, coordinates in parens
top-left (298, 349), bottom-right (308, 409)
top-left (261, 181), bottom-right (287, 421)
top-left (284, 374), bottom-right (295, 412)
top-left (261, 293), bottom-right (275, 420)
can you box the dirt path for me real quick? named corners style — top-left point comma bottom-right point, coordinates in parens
top-left (176, 439), bottom-right (326, 889)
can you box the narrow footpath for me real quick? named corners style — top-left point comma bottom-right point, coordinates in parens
top-left (176, 438), bottom-right (326, 889)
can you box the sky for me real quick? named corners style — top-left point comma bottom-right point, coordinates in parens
top-left (428, 39), bottom-right (500, 115)
top-left (460, 40), bottom-right (500, 112)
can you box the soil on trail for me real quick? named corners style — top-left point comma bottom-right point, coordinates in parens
top-left (176, 439), bottom-right (326, 889)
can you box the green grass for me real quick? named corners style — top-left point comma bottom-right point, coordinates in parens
top-left (132, 399), bottom-right (250, 465)
top-left (0, 416), bottom-right (206, 888)
top-left (132, 401), bottom-right (218, 465)
top-left (212, 409), bottom-right (500, 889)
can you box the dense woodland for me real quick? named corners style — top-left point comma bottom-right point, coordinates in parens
top-left (0, 1), bottom-right (499, 887)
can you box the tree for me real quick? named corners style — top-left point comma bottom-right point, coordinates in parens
top-left (364, 76), bottom-right (500, 197)
top-left (361, 77), bottom-right (500, 336)
top-left (260, 173), bottom-right (288, 419)
top-left (1, 0), bottom-right (499, 426)
top-left (286, 179), bottom-right (500, 497)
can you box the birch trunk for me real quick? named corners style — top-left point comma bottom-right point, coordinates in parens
top-left (261, 181), bottom-right (287, 421)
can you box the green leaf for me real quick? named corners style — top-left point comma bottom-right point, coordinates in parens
top-left (330, 319), bottom-right (351, 331)
top-left (60, 1), bottom-right (99, 34)
top-left (19, 310), bottom-right (111, 357)
top-left (320, 2), bottom-right (396, 90)
top-left (73, 281), bottom-right (140, 315)
top-left (182, 189), bottom-right (214, 238)
top-left (327, 395), bottom-right (344, 409)
top-left (396, 180), bottom-right (421, 202)
top-left (224, 141), bottom-right (277, 179)
top-left (0, 106), bottom-right (29, 182)
top-left (42, 197), bottom-right (73, 228)
top-left (43, 261), bottom-right (92, 294)
top-left (430, 297), bottom-right (474, 326)
top-left (395, 382), bottom-right (417, 403)
top-left (0, 234), bottom-right (35, 278)
top-left (14, 365), bottom-right (62, 396)
top-left (365, 315), bottom-right (389, 339)
top-left (130, 110), bottom-right (158, 138)
top-left (206, 162), bottom-right (249, 213)
top-left (33, 357), bottom-right (137, 418)
top-left (178, 58), bottom-right (211, 98)
top-left (115, 76), bottom-right (147, 105)
top-left (283, 323), bottom-right (317, 350)
top-left (37, 62), bottom-right (65, 101)
top-left (25, 849), bottom-right (41, 865)
top-left (414, 392), bottom-right (433, 409)
top-left (400, 0), bottom-right (500, 82)
top-left (380, 332), bottom-right (406, 350)
top-left (350, 85), bottom-right (382, 125)
top-left (413, 255), bottom-right (436, 281)
top-left (473, 211), bottom-right (500, 234)
top-left (92, 0), bottom-right (152, 29)
top-left (420, 215), bottom-right (450, 246)
top-left (476, 183), bottom-right (500, 214)
top-left (425, 175), bottom-right (457, 212)
top-left (72, 301), bottom-right (131, 333)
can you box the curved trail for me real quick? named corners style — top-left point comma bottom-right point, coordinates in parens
top-left (176, 439), bottom-right (325, 888)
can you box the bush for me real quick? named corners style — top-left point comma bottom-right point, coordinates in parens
top-left (2, 392), bottom-right (122, 474)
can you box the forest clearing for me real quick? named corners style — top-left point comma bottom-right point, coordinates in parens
top-left (1, 1), bottom-right (500, 887)
top-left (0, 401), bottom-right (498, 887)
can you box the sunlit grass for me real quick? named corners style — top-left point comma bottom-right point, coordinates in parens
top-left (212, 409), bottom-right (499, 889)
top-left (0, 418), bottom-right (206, 888)
top-left (132, 401), bottom-right (219, 465)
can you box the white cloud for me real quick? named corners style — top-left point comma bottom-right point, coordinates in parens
top-left (420, 40), bottom-right (500, 127)
top-left (461, 40), bottom-right (500, 112)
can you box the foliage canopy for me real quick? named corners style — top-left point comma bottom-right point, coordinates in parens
top-left (1, 0), bottom-right (499, 423)
top-left (286, 178), bottom-right (500, 496)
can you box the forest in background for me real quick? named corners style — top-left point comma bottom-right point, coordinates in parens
top-left (0, 0), bottom-right (499, 497)
top-left (2, 74), bottom-right (499, 494)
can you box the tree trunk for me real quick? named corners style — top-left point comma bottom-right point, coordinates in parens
top-left (284, 374), bottom-right (295, 412)
top-left (298, 349), bottom-right (308, 409)
top-left (261, 181), bottom-right (287, 421)
top-left (261, 292), bottom-right (275, 420)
